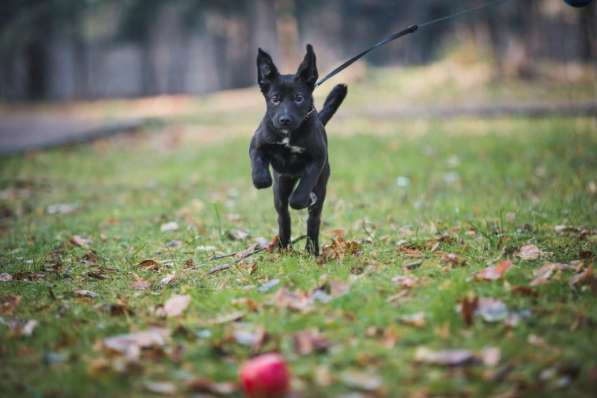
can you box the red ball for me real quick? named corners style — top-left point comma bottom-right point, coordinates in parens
top-left (240, 353), bottom-right (290, 398)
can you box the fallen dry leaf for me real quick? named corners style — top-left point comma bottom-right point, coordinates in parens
top-left (70, 235), bottom-right (92, 248)
top-left (47, 203), bottom-right (78, 215)
top-left (272, 287), bottom-right (312, 312)
top-left (206, 311), bottom-right (244, 325)
top-left (109, 299), bottom-right (133, 316)
top-left (460, 295), bottom-right (479, 327)
top-left (75, 289), bottom-right (98, 299)
top-left (131, 274), bottom-right (150, 290)
top-left (159, 273), bottom-right (176, 288)
top-left (0, 294), bottom-right (21, 315)
top-left (160, 222), bottom-right (179, 232)
top-left (233, 326), bottom-right (267, 351)
top-left (158, 294), bottom-right (191, 318)
top-left (187, 378), bottom-right (236, 395)
top-left (518, 244), bottom-right (542, 261)
top-left (8, 319), bottom-right (38, 337)
top-left (340, 370), bottom-right (383, 392)
top-left (398, 245), bottom-right (423, 258)
top-left (415, 347), bottom-right (478, 366)
top-left (0, 273), bottom-right (13, 282)
top-left (569, 264), bottom-right (593, 289)
top-left (144, 381), bottom-right (176, 395)
top-left (480, 347), bottom-right (501, 367)
top-left (103, 328), bottom-right (169, 361)
top-left (227, 228), bottom-right (249, 241)
top-left (137, 259), bottom-right (161, 271)
top-left (293, 330), bottom-right (330, 355)
top-left (530, 262), bottom-right (575, 286)
top-left (476, 298), bottom-right (509, 322)
top-left (475, 260), bottom-right (512, 281)
top-left (399, 312), bottom-right (426, 328)
top-left (392, 275), bottom-right (418, 288)
top-left (442, 253), bottom-right (466, 267)
top-left (320, 230), bottom-right (361, 262)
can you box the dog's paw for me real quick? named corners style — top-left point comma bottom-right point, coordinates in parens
top-left (252, 170), bottom-right (272, 189)
top-left (289, 193), bottom-right (310, 210)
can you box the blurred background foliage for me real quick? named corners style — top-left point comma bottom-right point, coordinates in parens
top-left (0, 0), bottom-right (595, 101)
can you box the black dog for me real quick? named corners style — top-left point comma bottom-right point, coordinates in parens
top-left (249, 44), bottom-right (347, 255)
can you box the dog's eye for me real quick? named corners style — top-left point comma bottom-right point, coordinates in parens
top-left (270, 95), bottom-right (281, 105)
top-left (294, 94), bottom-right (304, 104)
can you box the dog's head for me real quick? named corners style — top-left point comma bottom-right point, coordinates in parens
top-left (257, 45), bottom-right (318, 133)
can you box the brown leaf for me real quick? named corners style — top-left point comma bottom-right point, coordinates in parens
top-left (481, 347), bottom-right (501, 367)
top-left (320, 232), bottom-right (361, 262)
top-left (415, 347), bottom-right (478, 366)
top-left (569, 264), bottom-right (593, 289)
top-left (460, 295), bottom-right (479, 327)
top-left (399, 312), bottom-right (426, 328)
top-left (137, 259), bottom-right (161, 271)
top-left (159, 273), bottom-right (176, 288)
top-left (0, 295), bottom-right (21, 315)
top-left (103, 328), bottom-right (169, 361)
top-left (272, 287), bottom-right (311, 312)
top-left (184, 258), bottom-right (196, 268)
top-left (109, 299), bottom-right (133, 316)
top-left (340, 370), bottom-right (383, 392)
top-left (131, 274), bottom-right (150, 290)
top-left (227, 228), bottom-right (249, 241)
top-left (70, 235), bottom-right (92, 248)
top-left (510, 285), bottom-right (538, 297)
top-left (144, 381), bottom-right (176, 395)
top-left (187, 378), bottom-right (237, 395)
top-left (0, 273), bottom-right (13, 282)
top-left (530, 263), bottom-right (563, 286)
top-left (475, 260), bottom-right (512, 281)
top-left (158, 294), bottom-right (191, 318)
top-left (392, 275), bottom-right (417, 288)
top-left (476, 298), bottom-right (508, 322)
top-left (293, 330), bottom-right (331, 355)
top-left (266, 235), bottom-right (280, 252)
top-left (442, 253), bottom-right (466, 267)
top-left (81, 251), bottom-right (98, 264)
top-left (518, 244), bottom-right (542, 261)
top-left (233, 326), bottom-right (267, 351)
top-left (206, 311), bottom-right (244, 325)
top-left (75, 289), bottom-right (98, 299)
top-left (7, 319), bottom-right (38, 337)
top-left (399, 245), bottom-right (423, 258)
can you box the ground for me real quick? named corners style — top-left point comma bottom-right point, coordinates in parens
top-left (1, 63), bottom-right (596, 398)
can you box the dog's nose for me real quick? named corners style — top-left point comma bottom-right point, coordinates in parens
top-left (278, 116), bottom-right (292, 127)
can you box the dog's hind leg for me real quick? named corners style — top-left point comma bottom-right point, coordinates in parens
top-left (305, 165), bottom-right (329, 256)
top-left (274, 174), bottom-right (297, 249)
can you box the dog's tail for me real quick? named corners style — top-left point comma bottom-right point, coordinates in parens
top-left (318, 84), bottom-right (347, 126)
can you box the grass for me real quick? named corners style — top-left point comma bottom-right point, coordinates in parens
top-left (1, 96), bottom-right (597, 396)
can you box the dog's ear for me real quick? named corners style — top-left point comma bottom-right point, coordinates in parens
top-left (257, 48), bottom-right (279, 92)
top-left (295, 44), bottom-right (318, 89)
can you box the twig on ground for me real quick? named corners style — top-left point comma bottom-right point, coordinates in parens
top-left (207, 235), bottom-right (307, 274)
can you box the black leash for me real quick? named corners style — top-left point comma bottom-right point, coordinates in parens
top-left (316, 0), bottom-right (512, 88)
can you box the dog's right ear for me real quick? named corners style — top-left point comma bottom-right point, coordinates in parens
top-left (257, 48), bottom-right (279, 93)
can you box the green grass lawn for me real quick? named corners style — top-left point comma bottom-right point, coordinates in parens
top-left (1, 115), bottom-right (596, 397)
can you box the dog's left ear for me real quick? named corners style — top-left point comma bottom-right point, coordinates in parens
top-left (295, 44), bottom-right (318, 90)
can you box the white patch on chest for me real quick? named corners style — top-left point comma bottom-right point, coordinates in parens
top-left (278, 137), bottom-right (305, 154)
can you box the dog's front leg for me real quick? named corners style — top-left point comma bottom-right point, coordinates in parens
top-left (249, 140), bottom-right (272, 189)
top-left (289, 157), bottom-right (325, 210)
top-left (274, 175), bottom-right (296, 248)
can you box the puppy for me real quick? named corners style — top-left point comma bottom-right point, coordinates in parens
top-left (249, 44), bottom-right (347, 255)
